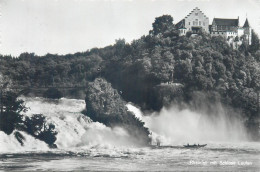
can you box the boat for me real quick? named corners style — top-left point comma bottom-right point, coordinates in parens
top-left (183, 144), bottom-right (207, 148)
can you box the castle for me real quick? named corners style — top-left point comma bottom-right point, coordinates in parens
top-left (175, 7), bottom-right (251, 46)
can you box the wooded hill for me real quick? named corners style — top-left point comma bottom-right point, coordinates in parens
top-left (1, 15), bottom-right (260, 140)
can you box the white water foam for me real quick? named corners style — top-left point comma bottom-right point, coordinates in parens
top-left (0, 131), bottom-right (49, 153)
top-left (0, 97), bottom-right (249, 153)
top-left (126, 103), bottom-right (248, 145)
top-left (0, 97), bottom-right (141, 153)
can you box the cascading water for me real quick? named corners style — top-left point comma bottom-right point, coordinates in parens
top-left (0, 97), bottom-right (250, 153)
top-left (0, 97), bottom-right (259, 171)
top-left (0, 97), bottom-right (142, 153)
top-left (126, 103), bottom-right (248, 145)
top-left (0, 131), bottom-right (49, 153)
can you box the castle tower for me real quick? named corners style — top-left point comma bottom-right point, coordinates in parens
top-left (243, 18), bottom-right (251, 45)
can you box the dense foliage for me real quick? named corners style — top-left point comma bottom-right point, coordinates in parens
top-left (0, 15), bottom-right (260, 140)
top-left (0, 75), bottom-right (26, 135)
top-left (43, 88), bottom-right (63, 99)
top-left (21, 114), bottom-right (58, 148)
top-left (0, 91), bottom-right (25, 135)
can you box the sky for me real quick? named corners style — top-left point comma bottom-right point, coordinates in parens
top-left (1, 0), bottom-right (260, 57)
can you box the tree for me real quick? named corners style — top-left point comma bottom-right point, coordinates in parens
top-left (150, 50), bottom-right (175, 82)
top-left (21, 114), bottom-right (58, 148)
top-left (0, 74), bottom-right (26, 135)
top-left (186, 31), bottom-right (192, 38)
top-left (239, 41), bottom-right (249, 54)
top-left (249, 30), bottom-right (260, 54)
top-left (254, 50), bottom-right (260, 62)
top-left (151, 15), bottom-right (174, 35)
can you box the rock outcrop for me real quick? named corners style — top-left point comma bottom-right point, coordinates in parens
top-left (84, 78), bottom-right (150, 146)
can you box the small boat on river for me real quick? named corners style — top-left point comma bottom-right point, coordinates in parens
top-left (183, 144), bottom-right (207, 148)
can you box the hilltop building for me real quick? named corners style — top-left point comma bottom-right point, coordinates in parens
top-left (175, 7), bottom-right (252, 45)
top-left (175, 7), bottom-right (209, 36)
top-left (210, 18), bottom-right (241, 37)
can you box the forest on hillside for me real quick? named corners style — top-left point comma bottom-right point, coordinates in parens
top-left (1, 15), bottom-right (260, 141)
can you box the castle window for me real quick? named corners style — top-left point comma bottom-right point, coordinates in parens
top-left (189, 22), bottom-right (190, 25)
top-left (195, 19), bottom-right (198, 26)
top-left (199, 21), bottom-right (201, 26)
top-left (195, 13), bottom-right (198, 16)
top-left (203, 22), bottom-right (205, 26)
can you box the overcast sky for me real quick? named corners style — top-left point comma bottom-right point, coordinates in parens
top-left (1, 0), bottom-right (260, 56)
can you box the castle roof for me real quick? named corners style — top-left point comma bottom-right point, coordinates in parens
top-left (243, 18), bottom-right (250, 28)
top-left (213, 18), bottom-right (239, 26)
top-left (185, 7), bottom-right (208, 19)
top-left (175, 19), bottom-right (186, 29)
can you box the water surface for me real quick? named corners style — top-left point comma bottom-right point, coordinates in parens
top-left (1, 142), bottom-right (259, 171)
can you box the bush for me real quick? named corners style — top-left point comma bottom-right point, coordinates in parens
top-left (186, 31), bottom-right (192, 38)
top-left (0, 111), bottom-right (22, 135)
top-left (21, 114), bottom-right (58, 148)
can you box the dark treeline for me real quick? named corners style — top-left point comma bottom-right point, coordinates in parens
top-left (1, 15), bottom-right (260, 140)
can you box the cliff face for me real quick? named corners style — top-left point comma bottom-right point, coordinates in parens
top-left (84, 78), bottom-right (150, 146)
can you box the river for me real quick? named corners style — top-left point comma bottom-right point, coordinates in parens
top-left (0, 142), bottom-right (259, 171)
